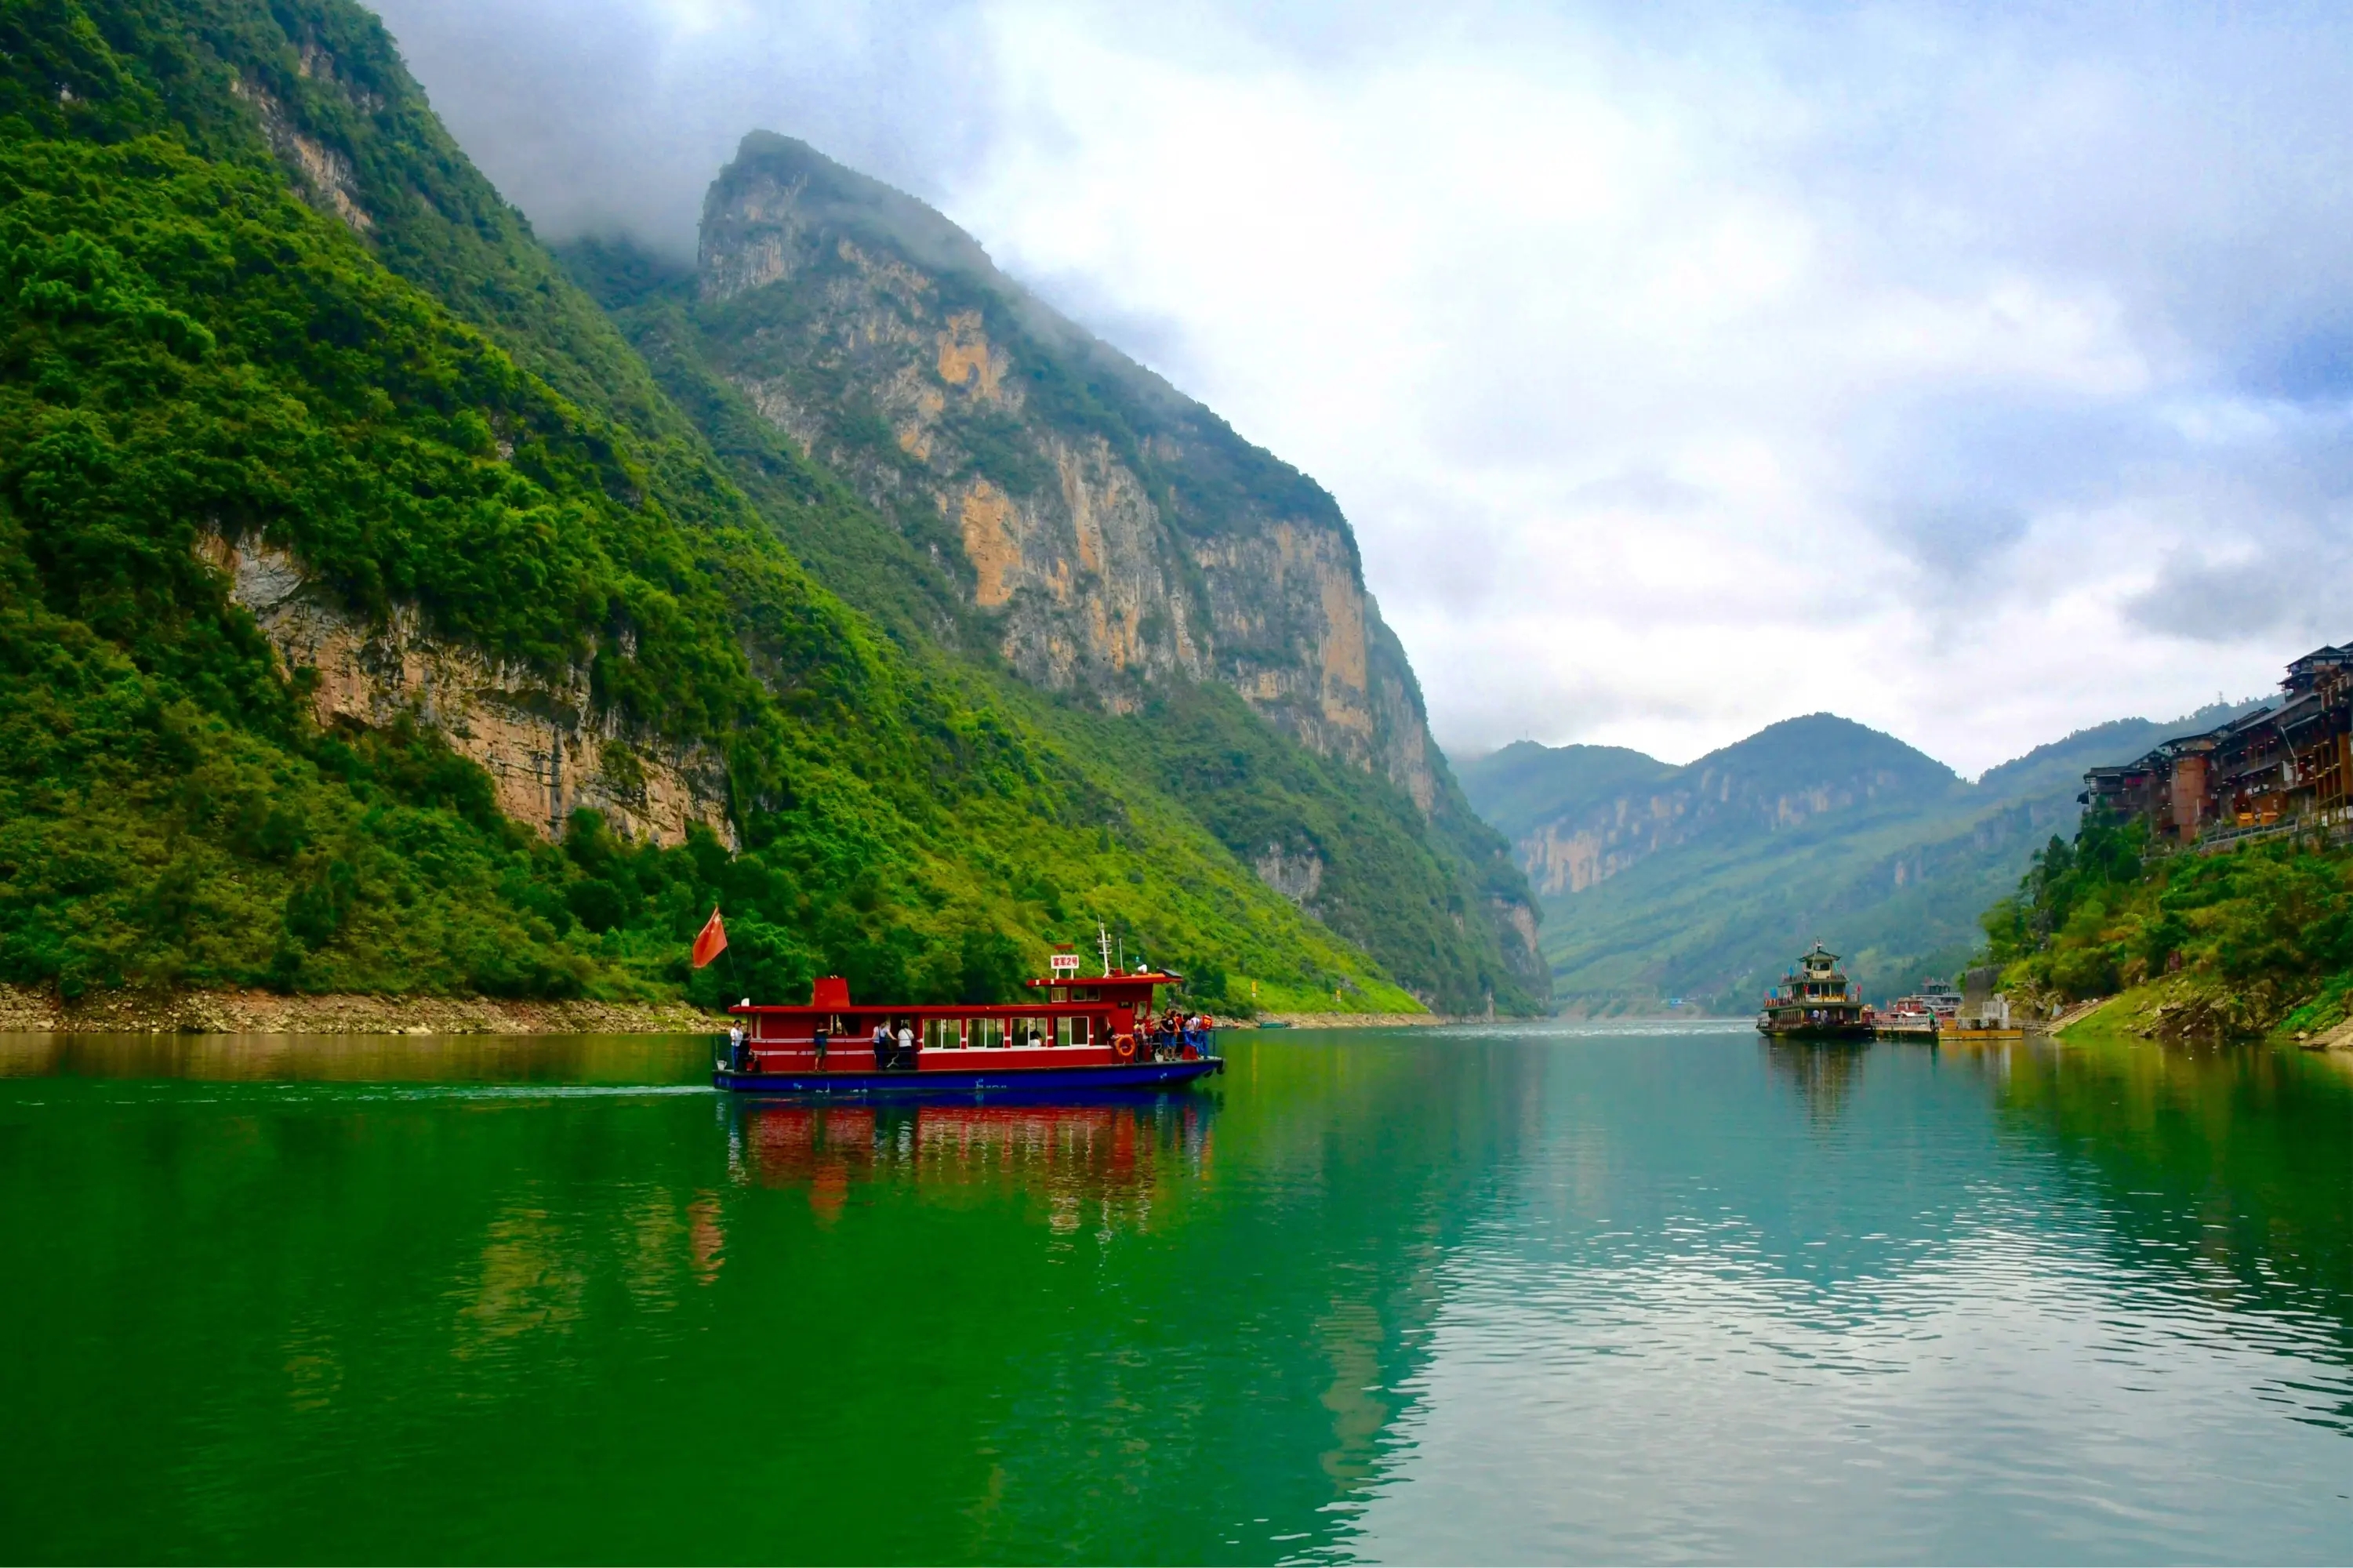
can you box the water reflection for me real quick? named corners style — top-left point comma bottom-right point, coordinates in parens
top-left (1988, 1033), bottom-right (2353, 1400)
top-left (1761, 1036), bottom-right (1870, 1123)
top-left (725, 1097), bottom-right (1215, 1231)
top-left (1344, 1027), bottom-right (2353, 1565)
top-left (2, 1025), bottom-right (2347, 1563)
top-left (0, 1029), bottom-right (711, 1083)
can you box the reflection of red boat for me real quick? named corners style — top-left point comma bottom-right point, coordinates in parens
top-left (714, 951), bottom-right (1222, 1095)
top-left (739, 1100), bottom-right (1208, 1188)
top-left (732, 1098), bottom-right (1214, 1225)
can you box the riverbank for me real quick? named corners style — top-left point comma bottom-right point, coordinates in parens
top-left (2052, 977), bottom-right (2353, 1048)
top-left (0, 985), bottom-right (718, 1036)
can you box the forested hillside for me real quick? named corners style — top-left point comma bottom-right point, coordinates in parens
top-left (0, 0), bottom-right (1439, 1014)
top-left (1460, 705), bottom-right (2263, 1011)
top-left (1984, 811), bottom-right (2353, 1044)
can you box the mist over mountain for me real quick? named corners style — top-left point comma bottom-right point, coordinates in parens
top-left (1459, 702), bottom-right (2269, 1012)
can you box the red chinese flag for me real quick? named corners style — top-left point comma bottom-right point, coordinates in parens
top-left (691, 907), bottom-right (728, 969)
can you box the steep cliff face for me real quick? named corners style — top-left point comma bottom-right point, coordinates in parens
top-left (570, 132), bottom-right (1545, 1011)
top-left (694, 133), bottom-right (1437, 808)
top-left (200, 535), bottom-right (735, 850)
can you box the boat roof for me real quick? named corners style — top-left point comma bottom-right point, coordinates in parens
top-left (730, 969), bottom-right (1184, 1016)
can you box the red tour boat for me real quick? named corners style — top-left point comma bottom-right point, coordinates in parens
top-left (713, 944), bottom-right (1223, 1095)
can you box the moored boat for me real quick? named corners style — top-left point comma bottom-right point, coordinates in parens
top-left (1756, 943), bottom-right (1876, 1041)
top-left (1876, 980), bottom-right (1963, 1040)
top-left (713, 946), bottom-right (1223, 1095)
top-left (1875, 997), bottom-right (1938, 1038)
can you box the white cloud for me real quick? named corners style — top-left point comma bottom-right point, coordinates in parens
top-left (373, 0), bottom-right (2353, 775)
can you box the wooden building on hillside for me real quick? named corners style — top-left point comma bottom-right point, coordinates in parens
top-left (2082, 642), bottom-right (2353, 848)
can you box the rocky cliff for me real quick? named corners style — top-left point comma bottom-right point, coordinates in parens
top-left (567, 132), bottom-right (1546, 1011)
top-left (693, 132), bottom-right (1440, 808)
top-left (198, 535), bottom-right (735, 850)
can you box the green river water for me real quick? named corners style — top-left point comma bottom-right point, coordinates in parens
top-left (1, 1022), bottom-right (2347, 1563)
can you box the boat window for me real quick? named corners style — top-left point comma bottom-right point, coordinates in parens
top-left (1048, 985), bottom-right (1068, 1003)
top-left (1056, 1014), bottom-right (1093, 1047)
top-left (1008, 1016), bottom-right (1050, 1048)
top-left (968, 1017), bottom-right (1005, 1050)
top-left (922, 1017), bottom-right (962, 1051)
top-left (1069, 986), bottom-right (1098, 1002)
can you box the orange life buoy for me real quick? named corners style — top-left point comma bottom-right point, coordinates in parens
top-left (1113, 1033), bottom-right (1136, 1060)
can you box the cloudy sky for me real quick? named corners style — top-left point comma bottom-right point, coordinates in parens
top-left (371, 0), bottom-right (2353, 775)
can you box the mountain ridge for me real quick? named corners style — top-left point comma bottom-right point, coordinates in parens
top-left (1460, 701), bottom-right (2268, 1011)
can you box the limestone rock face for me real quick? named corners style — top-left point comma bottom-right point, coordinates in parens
top-left (199, 534), bottom-right (733, 849)
top-left (696, 134), bottom-right (1429, 796)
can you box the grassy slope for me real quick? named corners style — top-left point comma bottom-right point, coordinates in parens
top-left (565, 232), bottom-right (1520, 1013)
top-left (0, 0), bottom-right (1414, 1011)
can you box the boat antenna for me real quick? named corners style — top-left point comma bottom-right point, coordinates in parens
top-left (1098, 922), bottom-right (1113, 978)
top-left (1117, 934), bottom-right (1125, 973)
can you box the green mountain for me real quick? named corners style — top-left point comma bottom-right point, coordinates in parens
top-left (0, 0), bottom-right (1530, 1014)
top-left (557, 132), bottom-right (1545, 1014)
top-left (1458, 705), bottom-right (2264, 1012)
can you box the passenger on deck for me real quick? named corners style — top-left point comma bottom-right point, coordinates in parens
top-left (871, 1020), bottom-right (890, 1064)
top-left (896, 1019), bottom-right (916, 1069)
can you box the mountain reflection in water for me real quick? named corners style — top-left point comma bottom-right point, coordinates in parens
top-left (0, 1024), bottom-right (2346, 1564)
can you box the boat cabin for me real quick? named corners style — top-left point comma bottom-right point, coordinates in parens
top-left (727, 953), bottom-right (1204, 1076)
top-left (1758, 942), bottom-right (1874, 1040)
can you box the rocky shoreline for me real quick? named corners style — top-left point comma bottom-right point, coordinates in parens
top-left (0, 985), bottom-right (719, 1036)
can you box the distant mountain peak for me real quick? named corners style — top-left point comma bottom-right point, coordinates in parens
top-left (702, 131), bottom-right (1000, 303)
top-left (1690, 713), bottom-right (1959, 786)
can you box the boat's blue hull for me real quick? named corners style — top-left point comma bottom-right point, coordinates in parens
top-left (712, 1056), bottom-right (1224, 1096)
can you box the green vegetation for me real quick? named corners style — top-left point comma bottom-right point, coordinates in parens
top-left (1981, 811), bottom-right (2353, 1040)
top-left (1068, 681), bottom-right (1523, 1012)
top-left (0, 0), bottom-right (1419, 1011)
